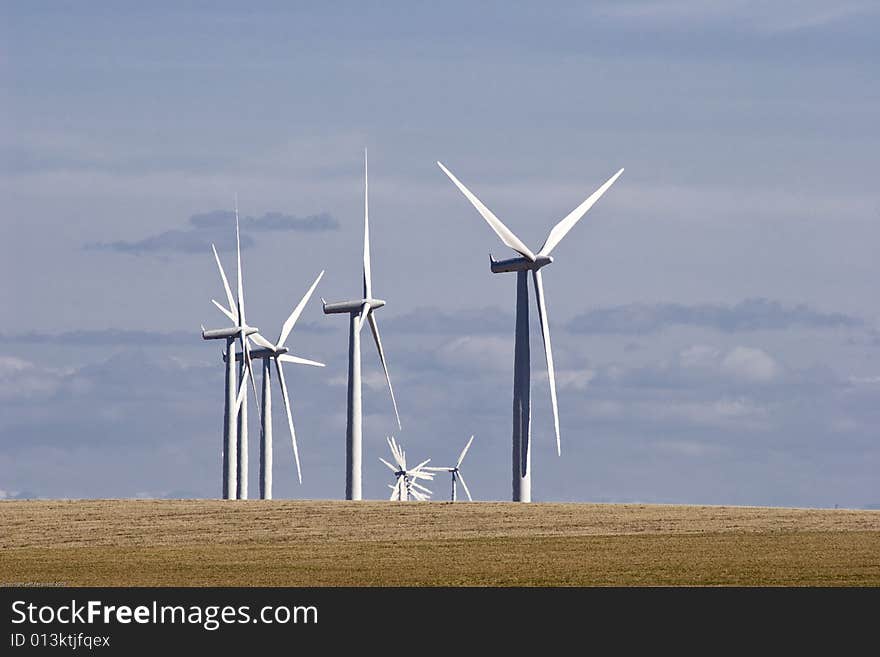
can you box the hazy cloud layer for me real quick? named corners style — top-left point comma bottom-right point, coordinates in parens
top-left (0, 329), bottom-right (195, 346)
top-left (86, 210), bottom-right (338, 255)
top-left (569, 298), bottom-right (862, 335)
top-left (384, 307), bottom-right (514, 334)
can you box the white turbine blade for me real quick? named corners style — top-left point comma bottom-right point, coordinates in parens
top-left (211, 244), bottom-right (237, 317)
top-left (235, 360), bottom-right (248, 410)
top-left (412, 458), bottom-right (431, 472)
top-left (250, 332), bottom-right (276, 350)
top-left (379, 457), bottom-right (397, 473)
top-left (278, 354), bottom-right (325, 368)
top-left (411, 480), bottom-right (432, 493)
top-left (437, 161), bottom-right (536, 261)
top-left (363, 149), bottom-right (372, 299)
top-left (212, 299), bottom-right (236, 323)
top-left (387, 436), bottom-right (398, 465)
top-left (275, 356), bottom-right (303, 484)
top-left (368, 312), bottom-right (402, 430)
top-left (533, 269), bottom-right (560, 455)
top-left (277, 270), bottom-right (325, 348)
top-left (457, 435), bottom-right (475, 468)
top-left (234, 197), bottom-right (246, 325)
top-left (243, 338), bottom-right (263, 428)
top-left (457, 472), bottom-right (473, 501)
top-left (538, 168), bottom-right (624, 257)
top-left (356, 302), bottom-right (371, 333)
top-left (388, 436), bottom-right (404, 469)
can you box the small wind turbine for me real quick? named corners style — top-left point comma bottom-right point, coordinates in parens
top-left (427, 435), bottom-right (475, 502)
top-left (324, 150), bottom-right (401, 500)
top-left (438, 162), bottom-right (623, 502)
top-left (217, 272), bottom-right (326, 498)
top-left (380, 436), bottom-right (434, 501)
top-left (201, 200), bottom-right (262, 499)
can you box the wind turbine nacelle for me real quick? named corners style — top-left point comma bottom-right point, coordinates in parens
top-left (322, 298), bottom-right (386, 314)
top-left (201, 326), bottom-right (259, 340)
top-left (224, 346), bottom-right (286, 362)
top-left (489, 254), bottom-right (553, 273)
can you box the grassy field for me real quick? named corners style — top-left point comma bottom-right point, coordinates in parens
top-left (1, 500), bottom-right (879, 586)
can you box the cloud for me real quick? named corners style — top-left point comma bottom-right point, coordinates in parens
top-left (435, 336), bottom-right (513, 373)
top-left (385, 307), bottom-right (514, 334)
top-left (0, 329), bottom-right (195, 347)
top-left (85, 209), bottom-right (338, 255)
top-left (569, 298), bottom-right (861, 335)
top-left (593, 1), bottom-right (877, 34)
top-left (719, 346), bottom-right (781, 383)
top-left (0, 356), bottom-right (70, 401)
top-left (188, 210), bottom-right (339, 233)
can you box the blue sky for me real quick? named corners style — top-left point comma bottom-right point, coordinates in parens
top-left (1, 2), bottom-right (878, 506)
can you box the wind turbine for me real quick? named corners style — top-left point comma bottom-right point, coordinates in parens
top-left (380, 436), bottom-right (435, 501)
top-left (427, 435), bottom-right (475, 502)
top-left (437, 161), bottom-right (624, 502)
top-left (323, 150), bottom-right (401, 500)
top-left (219, 271), bottom-right (326, 498)
top-left (201, 201), bottom-right (262, 499)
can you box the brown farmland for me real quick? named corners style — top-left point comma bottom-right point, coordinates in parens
top-left (1, 500), bottom-right (879, 586)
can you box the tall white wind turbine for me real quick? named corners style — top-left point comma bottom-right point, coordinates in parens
top-left (427, 435), bottom-right (475, 502)
top-left (380, 436), bottom-right (434, 501)
top-left (438, 162), bottom-right (623, 502)
top-left (201, 202), bottom-right (262, 499)
top-left (323, 150), bottom-right (401, 500)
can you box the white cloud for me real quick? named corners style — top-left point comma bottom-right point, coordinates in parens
top-left (592, 1), bottom-right (877, 34)
top-left (720, 346), bottom-right (781, 383)
top-left (435, 336), bottom-right (513, 373)
top-left (0, 356), bottom-right (69, 401)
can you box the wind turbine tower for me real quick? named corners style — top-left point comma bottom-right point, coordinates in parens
top-left (438, 162), bottom-right (623, 502)
top-left (323, 150), bottom-right (401, 500)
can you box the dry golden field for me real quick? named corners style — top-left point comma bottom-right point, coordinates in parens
top-left (1, 500), bottom-right (879, 586)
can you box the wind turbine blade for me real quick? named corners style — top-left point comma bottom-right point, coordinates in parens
top-left (389, 483), bottom-right (399, 501)
top-left (363, 149), bottom-right (372, 299)
top-left (411, 481), bottom-right (432, 494)
top-left (437, 161), bottom-right (536, 261)
top-left (538, 168), bottom-right (624, 257)
top-left (250, 332), bottom-right (276, 350)
top-left (533, 269), bottom-right (560, 455)
top-left (457, 435), bottom-right (475, 468)
top-left (235, 362), bottom-right (248, 410)
top-left (211, 245), bottom-right (237, 317)
top-left (368, 312), bottom-right (402, 430)
top-left (243, 338), bottom-right (263, 429)
top-left (388, 436), bottom-right (404, 469)
top-left (234, 197), bottom-right (245, 325)
top-left (212, 299), bottom-right (236, 323)
top-left (413, 458), bottom-right (431, 471)
top-left (277, 354), bottom-right (325, 368)
top-left (277, 270), bottom-right (325, 348)
top-left (379, 457), bottom-right (397, 473)
top-left (457, 472), bottom-right (473, 501)
top-left (275, 356), bottom-right (303, 484)
top-left (357, 302), bottom-right (370, 333)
